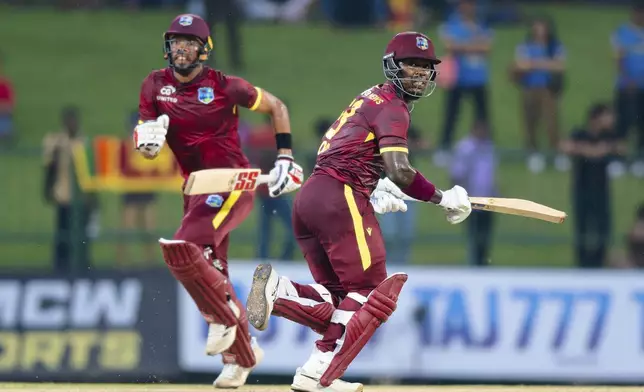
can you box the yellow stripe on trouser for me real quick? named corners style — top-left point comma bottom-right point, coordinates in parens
top-left (343, 185), bottom-right (372, 271)
top-left (212, 191), bottom-right (242, 229)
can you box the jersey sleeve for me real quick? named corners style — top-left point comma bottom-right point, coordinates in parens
top-left (138, 73), bottom-right (158, 123)
top-left (225, 76), bottom-right (262, 111)
top-left (371, 103), bottom-right (410, 154)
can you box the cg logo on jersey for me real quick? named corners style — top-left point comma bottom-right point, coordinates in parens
top-left (160, 85), bottom-right (176, 96)
top-left (198, 87), bottom-right (215, 104)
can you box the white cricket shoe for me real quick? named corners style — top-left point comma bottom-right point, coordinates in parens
top-left (290, 348), bottom-right (363, 392)
top-left (213, 337), bottom-right (265, 389)
top-left (247, 263), bottom-right (280, 331)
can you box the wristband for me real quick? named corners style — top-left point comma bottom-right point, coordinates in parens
top-left (275, 133), bottom-right (292, 150)
top-left (401, 171), bottom-right (436, 202)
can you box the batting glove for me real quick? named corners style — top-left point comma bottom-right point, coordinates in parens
top-left (438, 185), bottom-right (472, 224)
top-left (375, 177), bottom-right (407, 199)
top-left (370, 190), bottom-right (408, 214)
top-left (268, 154), bottom-right (303, 198)
top-left (134, 114), bottom-right (169, 158)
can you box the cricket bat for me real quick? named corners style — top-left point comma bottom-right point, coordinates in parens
top-left (183, 168), bottom-right (275, 195)
top-left (402, 195), bottom-right (567, 224)
top-left (184, 168), bottom-right (567, 224)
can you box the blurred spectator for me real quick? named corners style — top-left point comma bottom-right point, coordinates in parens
top-left (609, 203), bottom-right (644, 268)
top-left (436, 0), bottom-right (493, 167)
top-left (203, 0), bottom-right (244, 71)
top-left (560, 103), bottom-right (626, 268)
top-left (450, 119), bottom-right (497, 266)
top-left (239, 0), bottom-right (317, 23)
top-left (379, 125), bottom-right (428, 264)
top-left (386, 0), bottom-right (418, 30)
top-left (42, 106), bottom-right (99, 273)
top-left (322, 0), bottom-right (388, 27)
top-left (611, 2), bottom-right (644, 176)
top-left (510, 16), bottom-right (567, 173)
top-left (117, 111), bottom-right (158, 266)
top-left (0, 51), bottom-right (15, 146)
top-left (246, 115), bottom-right (296, 261)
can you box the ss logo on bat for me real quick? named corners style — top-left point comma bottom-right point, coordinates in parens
top-left (233, 171), bottom-right (259, 191)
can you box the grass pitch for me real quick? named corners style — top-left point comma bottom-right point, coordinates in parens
top-left (2, 384), bottom-right (644, 392)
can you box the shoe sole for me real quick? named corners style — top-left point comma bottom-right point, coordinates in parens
top-left (290, 382), bottom-right (364, 392)
top-left (246, 263), bottom-right (273, 331)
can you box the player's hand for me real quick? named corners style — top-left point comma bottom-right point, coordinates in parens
top-left (370, 190), bottom-right (408, 214)
top-left (268, 155), bottom-right (303, 198)
top-left (134, 114), bottom-right (169, 158)
top-left (374, 177), bottom-right (407, 199)
top-left (438, 185), bottom-right (472, 224)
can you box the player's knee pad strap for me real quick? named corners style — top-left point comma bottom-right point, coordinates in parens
top-left (159, 239), bottom-right (237, 328)
top-left (320, 273), bottom-right (408, 387)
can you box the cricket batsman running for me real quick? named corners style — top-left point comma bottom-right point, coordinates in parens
top-left (133, 14), bottom-right (303, 388)
top-left (245, 32), bottom-right (473, 392)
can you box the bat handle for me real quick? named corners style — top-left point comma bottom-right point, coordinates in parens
top-left (402, 194), bottom-right (483, 211)
top-left (258, 173), bottom-right (276, 186)
top-left (402, 195), bottom-right (422, 202)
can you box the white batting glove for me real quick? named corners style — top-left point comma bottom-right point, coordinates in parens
top-left (375, 177), bottom-right (407, 199)
top-left (134, 114), bottom-right (169, 157)
top-left (268, 155), bottom-right (303, 198)
top-left (370, 190), bottom-right (408, 214)
top-left (438, 185), bottom-right (472, 224)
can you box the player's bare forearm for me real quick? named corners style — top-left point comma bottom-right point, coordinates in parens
top-left (614, 140), bottom-right (629, 155)
top-left (382, 151), bottom-right (442, 204)
top-left (253, 89), bottom-right (292, 156)
top-left (534, 59), bottom-right (565, 71)
top-left (469, 41), bottom-right (492, 54)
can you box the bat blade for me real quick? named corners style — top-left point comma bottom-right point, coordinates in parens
top-left (469, 197), bottom-right (567, 224)
top-left (401, 194), bottom-right (566, 224)
top-left (184, 168), bottom-right (266, 195)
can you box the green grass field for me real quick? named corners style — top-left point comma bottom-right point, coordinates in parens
top-left (2, 385), bottom-right (644, 392)
top-left (0, 4), bottom-right (641, 269)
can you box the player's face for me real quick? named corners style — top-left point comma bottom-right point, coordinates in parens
top-left (532, 21), bottom-right (548, 41)
top-left (168, 35), bottom-right (201, 70)
top-left (399, 59), bottom-right (435, 96)
top-left (458, 1), bottom-right (476, 19)
top-left (598, 110), bottom-right (615, 131)
top-left (64, 114), bottom-right (79, 136)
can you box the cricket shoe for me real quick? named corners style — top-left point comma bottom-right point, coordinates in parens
top-left (246, 263), bottom-right (280, 330)
top-left (205, 298), bottom-right (242, 356)
top-left (290, 348), bottom-right (363, 392)
top-left (213, 337), bottom-right (265, 389)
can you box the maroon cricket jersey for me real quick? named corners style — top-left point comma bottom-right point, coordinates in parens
top-left (138, 67), bottom-right (261, 178)
top-left (313, 82), bottom-right (410, 197)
